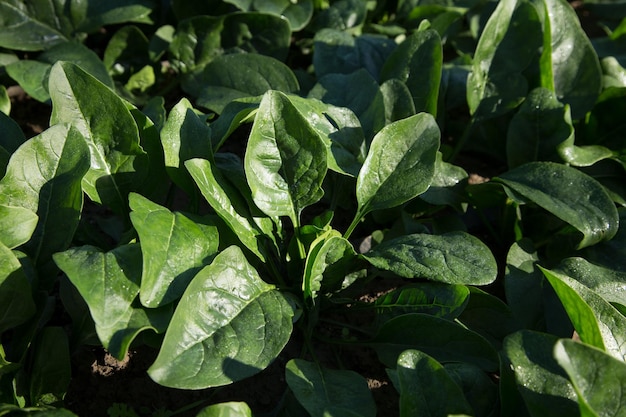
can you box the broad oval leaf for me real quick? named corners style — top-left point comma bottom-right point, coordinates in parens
top-left (148, 246), bottom-right (294, 389)
top-left (503, 330), bottom-right (578, 417)
top-left (555, 339), bottom-right (626, 417)
top-left (184, 53), bottom-right (299, 114)
top-left (395, 349), bottom-right (473, 417)
top-left (540, 266), bottom-right (626, 360)
top-left (244, 90), bottom-right (327, 224)
top-left (374, 282), bottom-right (470, 322)
top-left (356, 112), bottom-right (439, 216)
top-left (555, 257), bottom-right (626, 306)
top-left (369, 313), bottom-right (499, 371)
top-left (0, 205), bottom-right (38, 249)
top-left (467, 0), bottom-right (542, 119)
top-left (495, 161), bottom-right (619, 249)
top-left (0, 124), bottom-right (90, 270)
top-left (253, 0), bottom-right (313, 31)
top-left (0, 2), bottom-right (68, 51)
top-left (285, 358), bottom-right (376, 417)
top-left (380, 28), bottom-right (443, 116)
top-left (129, 193), bottom-right (219, 308)
top-left (362, 232), bottom-right (497, 286)
top-left (49, 61), bottom-right (148, 216)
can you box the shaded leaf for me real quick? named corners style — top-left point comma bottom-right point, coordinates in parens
top-left (29, 327), bottom-right (71, 406)
top-left (0, 244), bottom-right (36, 334)
top-left (285, 359), bottom-right (376, 417)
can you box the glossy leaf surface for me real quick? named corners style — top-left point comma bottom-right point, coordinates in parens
top-left (148, 246), bottom-right (294, 389)
top-left (363, 232), bottom-right (497, 285)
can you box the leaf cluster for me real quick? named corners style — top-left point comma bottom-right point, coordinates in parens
top-left (1, 0), bottom-right (626, 416)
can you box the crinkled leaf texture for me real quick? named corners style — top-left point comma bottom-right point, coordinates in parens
top-left (362, 231), bottom-right (497, 286)
top-left (286, 358), bottom-right (376, 417)
top-left (148, 246), bottom-right (294, 389)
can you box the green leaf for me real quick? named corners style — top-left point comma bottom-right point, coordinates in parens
top-left (160, 98), bottom-right (212, 194)
top-left (285, 359), bottom-right (376, 417)
top-left (49, 61), bottom-right (148, 216)
top-left (395, 349), bottom-right (473, 417)
top-left (554, 257), bottom-right (626, 307)
top-left (555, 339), bottom-right (626, 417)
top-left (54, 244), bottom-right (170, 359)
top-left (0, 244), bottom-right (36, 334)
top-left (0, 205), bottom-right (38, 249)
top-left (362, 232), bottom-right (497, 286)
top-left (244, 90), bottom-right (327, 225)
top-left (380, 29), bottom-right (443, 116)
top-left (419, 151), bottom-right (468, 211)
top-left (540, 266), bottom-right (626, 360)
top-left (303, 233), bottom-right (357, 301)
top-left (444, 362), bottom-right (499, 417)
top-left (210, 97), bottom-right (260, 150)
top-left (183, 53), bottom-right (299, 114)
top-left (506, 87), bottom-right (574, 168)
top-left (169, 16), bottom-right (224, 73)
top-left (374, 283), bottom-right (470, 323)
top-left (312, 29), bottom-right (396, 79)
top-left (286, 95), bottom-right (366, 177)
top-left (0, 2), bottom-right (68, 51)
top-left (129, 193), bottom-right (219, 308)
top-left (495, 162), bottom-right (619, 249)
top-left (221, 12), bottom-right (291, 61)
top-left (73, 0), bottom-right (155, 33)
top-left (309, 0), bottom-right (367, 31)
top-left (148, 246), bottom-right (294, 389)
top-left (533, 0), bottom-right (602, 119)
top-left (29, 327), bottom-right (71, 406)
top-left (186, 158), bottom-right (274, 263)
top-left (368, 313), bottom-right (499, 371)
top-left (308, 69), bottom-right (385, 141)
top-left (355, 113), bottom-right (439, 217)
top-left (0, 124), bottom-right (90, 268)
top-left (253, 0), bottom-right (313, 31)
top-left (503, 330), bottom-right (578, 417)
top-left (380, 79), bottom-right (416, 124)
top-left (4, 60), bottom-right (52, 103)
top-left (196, 402), bottom-right (252, 417)
top-left (467, 0), bottom-right (542, 119)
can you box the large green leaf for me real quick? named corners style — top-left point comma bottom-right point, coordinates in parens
top-left (148, 246), bottom-right (294, 389)
top-left (186, 158), bottom-right (274, 263)
top-left (183, 53), bottom-right (299, 114)
top-left (160, 98), bottom-right (212, 194)
top-left (54, 244), bottom-right (170, 359)
top-left (0, 205), bottom-right (38, 250)
top-left (395, 349), bottom-right (473, 417)
top-left (467, 0), bottom-right (542, 119)
top-left (541, 266), bottom-right (626, 360)
top-left (495, 162), bottom-right (618, 249)
top-left (354, 113), bottom-right (439, 220)
top-left (129, 193), bottom-right (219, 308)
top-left (555, 339), bottom-right (626, 417)
top-left (368, 313), bottom-right (499, 371)
top-left (532, 0), bottom-right (602, 119)
top-left (168, 15), bottom-right (224, 72)
top-left (362, 232), bottom-right (497, 286)
top-left (503, 330), bottom-right (578, 417)
top-left (285, 359), bottom-right (376, 417)
top-left (0, 244), bottom-right (36, 334)
top-left (0, 1), bottom-right (69, 51)
top-left (506, 87), bottom-right (574, 168)
top-left (380, 28), bottom-right (443, 116)
top-left (0, 124), bottom-right (90, 269)
top-left (244, 90), bottom-right (327, 225)
top-left (49, 61), bottom-right (148, 216)
top-left (374, 283), bottom-right (470, 323)
top-left (28, 327), bottom-right (71, 406)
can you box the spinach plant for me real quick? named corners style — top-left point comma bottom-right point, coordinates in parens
top-left (1, 0), bottom-right (626, 416)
